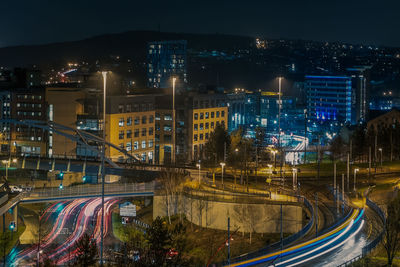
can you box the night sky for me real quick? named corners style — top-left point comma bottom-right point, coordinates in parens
top-left (1, 0), bottom-right (400, 48)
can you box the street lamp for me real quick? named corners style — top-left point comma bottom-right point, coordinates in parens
top-left (2, 158), bottom-right (17, 185)
top-left (378, 148), bottom-right (383, 167)
top-left (220, 162), bottom-right (226, 186)
top-left (292, 168), bottom-right (298, 191)
top-left (353, 168), bottom-right (359, 192)
top-left (100, 71), bottom-right (108, 266)
top-left (196, 162), bottom-right (201, 185)
top-left (172, 77), bottom-right (177, 165)
top-left (272, 150), bottom-right (277, 169)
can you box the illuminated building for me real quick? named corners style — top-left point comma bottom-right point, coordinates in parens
top-left (305, 75), bottom-right (353, 123)
top-left (46, 86), bottom-right (85, 157)
top-left (0, 68), bottom-right (47, 155)
top-left (147, 40), bottom-right (187, 89)
top-left (104, 95), bottom-right (173, 164)
top-left (188, 93), bottom-right (228, 161)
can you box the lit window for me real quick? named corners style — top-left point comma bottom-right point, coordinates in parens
top-left (134, 141), bottom-right (139, 150)
top-left (119, 118), bottom-right (124, 127)
top-left (126, 142), bottom-right (132, 151)
top-left (119, 131), bottom-right (124, 139)
top-left (142, 141), bottom-right (146, 149)
top-left (127, 117), bottom-right (132, 126)
top-left (205, 112), bottom-right (209, 119)
top-left (148, 140), bottom-right (153, 148)
top-left (164, 114), bottom-right (172, 121)
top-left (134, 117), bottom-right (140, 125)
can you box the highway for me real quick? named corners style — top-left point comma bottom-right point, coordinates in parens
top-left (228, 209), bottom-right (365, 267)
top-left (9, 197), bottom-right (117, 266)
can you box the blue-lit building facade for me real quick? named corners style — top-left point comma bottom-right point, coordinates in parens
top-left (147, 40), bottom-right (187, 89)
top-left (227, 90), bottom-right (260, 132)
top-left (305, 76), bottom-right (353, 124)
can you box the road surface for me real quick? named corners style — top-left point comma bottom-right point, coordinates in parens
top-left (228, 209), bottom-right (365, 267)
top-left (10, 197), bottom-right (117, 266)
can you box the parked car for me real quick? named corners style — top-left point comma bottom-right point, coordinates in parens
top-left (10, 185), bottom-right (23, 193)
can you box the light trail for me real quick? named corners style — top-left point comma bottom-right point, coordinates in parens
top-left (228, 209), bottom-right (362, 267)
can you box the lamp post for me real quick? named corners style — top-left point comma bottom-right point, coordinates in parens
top-left (292, 168), bottom-right (298, 191)
top-left (272, 150), bottom-right (277, 169)
top-left (378, 148), bottom-right (382, 167)
top-left (2, 158), bottom-right (17, 184)
top-left (100, 71), bottom-right (107, 266)
top-left (172, 77), bottom-right (176, 165)
top-left (196, 162), bottom-right (201, 185)
top-left (353, 168), bottom-right (359, 192)
top-left (220, 162), bottom-right (226, 186)
top-left (277, 77), bottom-right (282, 149)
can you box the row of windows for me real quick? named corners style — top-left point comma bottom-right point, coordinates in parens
top-left (17, 95), bottom-right (42, 100)
top-left (194, 133), bottom-right (209, 141)
top-left (17, 111), bottom-right (42, 117)
top-left (194, 121), bottom-right (225, 131)
top-left (17, 103), bottom-right (42, 108)
top-left (194, 110), bottom-right (225, 120)
top-left (119, 115), bottom-right (154, 127)
top-left (118, 128), bottom-right (154, 139)
top-left (120, 140), bottom-right (154, 151)
top-left (118, 103), bottom-right (154, 113)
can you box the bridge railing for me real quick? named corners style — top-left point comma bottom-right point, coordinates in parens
top-left (25, 182), bottom-right (155, 199)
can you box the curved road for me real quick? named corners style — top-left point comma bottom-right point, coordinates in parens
top-left (228, 209), bottom-right (365, 267)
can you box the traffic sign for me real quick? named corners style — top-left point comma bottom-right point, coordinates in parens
top-left (119, 202), bottom-right (136, 217)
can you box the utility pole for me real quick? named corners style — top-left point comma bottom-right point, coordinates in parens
top-left (304, 109), bottom-right (307, 164)
top-left (334, 161), bottom-right (337, 216)
top-left (280, 204), bottom-right (283, 253)
top-left (315, 193), bottom-right (318, 237)
top-left (347, 153), bottom-right (350, 192)
top-left (368, 146), bottom-right (371, 183)
top-left (317, 135), bottom-right (320, 184)
top-left (342, 174), bottom-right (345, 214)
top-left (227, 217), bottom-right (230, 266)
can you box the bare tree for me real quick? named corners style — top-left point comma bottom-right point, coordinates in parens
top-left (383, 194), bottom-right (400, 266)
top-left (159, 168), bottom-right (186, 224)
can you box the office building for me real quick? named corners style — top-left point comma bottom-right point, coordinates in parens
top-left (147, 40), bottom-right (187, 89)
top-left (46, 85), bottom-right (86, 157)
top-left (346, 66), bottom-right (371, 123)
top-left (0, 69), bottom-right (47, 155)
top-left (187, 93), bottom-right (228, 161)
top-left (305, 75), bottom-right (352, 124)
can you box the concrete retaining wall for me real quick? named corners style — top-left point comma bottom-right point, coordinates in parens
top-left (153, 195), bottom-right (303, 234)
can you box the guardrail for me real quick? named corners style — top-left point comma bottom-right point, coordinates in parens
top-left (218, 196), bottom-right (314, 266)
top-left (22, 182), bottom-right (155, 200)
top-left (336, 198), bottom-right (386, 267)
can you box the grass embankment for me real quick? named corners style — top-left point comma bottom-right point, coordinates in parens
top-left (112, 210), bottom-right (289, 265)
top-left (0, 224), bottom-right (26, 259)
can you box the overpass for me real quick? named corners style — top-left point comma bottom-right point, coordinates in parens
top-left (20, 182), bottom-right (156, 203)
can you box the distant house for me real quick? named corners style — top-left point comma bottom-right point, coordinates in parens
top-left (367, 109), bottom-right (400, 131)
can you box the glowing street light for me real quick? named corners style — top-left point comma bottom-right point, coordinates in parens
top-left (378, 148), bottom-right (383, 167)
top-left (220, 162), bottom-right (226, 186)
top-left (196, 162), bottom-right (201, 185)
top-left (353, 168), bottom-right (359, 192)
